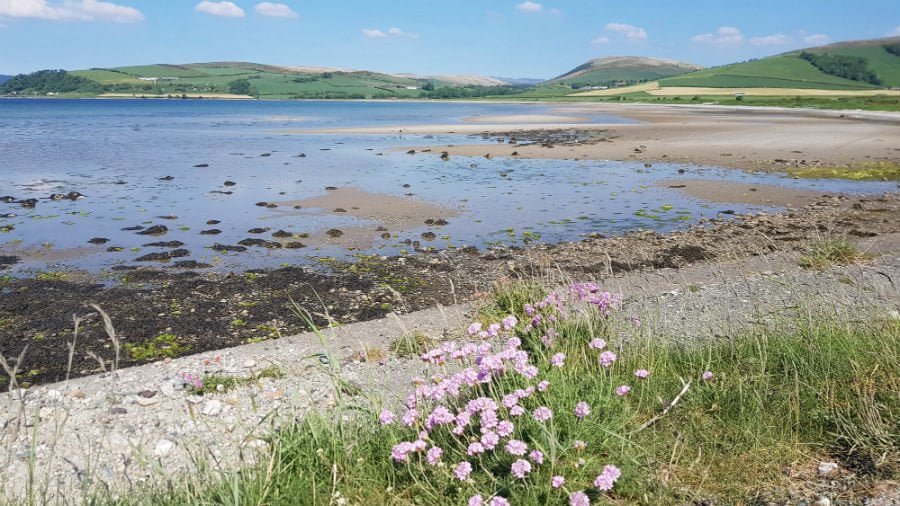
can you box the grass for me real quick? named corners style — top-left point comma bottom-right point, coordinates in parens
top-left (190, 366), bottom-right (284, 395)
top-left (99, 281), bottom-right (898, 506)
top-left (799, 237), bottom-right (870, 269)
top-left (123, 333), bottom-right (188, 361)
top-left (789, 161), bottom-right (900, 181)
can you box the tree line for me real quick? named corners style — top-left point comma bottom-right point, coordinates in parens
top-left (798, 52), bottom-right (882, 85)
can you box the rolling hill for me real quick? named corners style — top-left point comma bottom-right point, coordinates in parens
top-left (660, 36), bottom-right (900, 90)
top-left (547, 56), bottom-right (703, 87)
top-left (0, 75), bottom-right (11, 85)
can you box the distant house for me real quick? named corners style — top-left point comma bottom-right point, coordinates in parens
top-left (733, 92), bottom-right (746, 97)
top-left (404, 86), bottom-right (419, 90)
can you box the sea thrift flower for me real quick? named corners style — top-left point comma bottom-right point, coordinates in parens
top-left (502, 315), bottom-right (518, 330)
top-left (529, 449), bottom-right (544, 464)
top-left (634, 369), bottom-right (650, 379)
top-left (468, 495), bottom-right (484, 506)
top-left (488, 498), bottom-right (510, 506)
top-left (413, 439), bottom-right (427, 452)
top-left (467, 442), bottom-right (486, 456)
top-left (538, 380), bottom-right (550, 392)
top-left (615, 385), bottom-right (631, 397)
top-left (594, 464), bottom-right (622, 491)
top-left (533, 406), bottom-right (553, 422)
top-left (551, 353), bottom-right (566, 367)
top-left (481, 431), bottom-right (500, 450)
top-left (574, 401), bottom-right (591, 419)
top-left (551, 475), bottom-right (566, 488)
top-left (454, 461), bottom-right (473, 481)
top-left (573, 440), bottom-right (587, 451)
top-left (391, 441), bottom-right (415, 462)
top-left (511, 459), bottom-right (532, 479)
top-left (599, 350), bottom-right (617, 367)
top-left (487, 323), bottom-right (501, 337)
top-left (589, 338), bottom-right (606, 350)
top-left (505, 439), bottom-right (527, 456)
top-left (506, 337), bottom-right (521, 349)
top-left (510, 405), bottom-right (525, 417)
top-left (402, 409), bottom-right (418, 427)
top-left (541, 335), bottom-right (554, 347)
top-left (426, 446), bottom-right (443, 465)
top-left (467, 322), bottom-right (482, 336)
top-left (569, 491), bottom-right (590, 506)
top-left (497, 420), bottom-right (514, 437)
top-left (702, 370), bottom-right (714, 381)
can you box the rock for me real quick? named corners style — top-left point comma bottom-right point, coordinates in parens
top-left (206, 220), bottom-right (221, 225)
top-left (171, 260), bottom-right (212, 269)
top-left (324, 186), bottom-right (338, 191)
top-left (193, 163), bottom-right (209, 168)
top-left (223, 181), bottom-right (236, 186)
top-left (260, 153), bottom-right (271, 157)
top-left (0, 196), bottom-right (17, 203)
top-left (135, 249), bottom-right (190, 262)
top-left (65, 192), bottom-right (85, 200)
top-left (424, 219), bottom-right (434, 225)
top-left (380, 233), bottom-right (391, 240)
top-left (201, 400), bottom-right (223, 417)
top-left (814, 497), bottom-right (831, 506)
top-left (122, 225), bottom-right (144, 231)
top-left (137, 225), bottom-right (168, 236)
top-left (440, 152), bottom-right (449, 161)
top-left (143, 241), bottom-right (184, 248)
top-left (266, 203), bottom-right (278, 208)
top-left (158, 215), bottom-right (178, 220)
top-left (20, 199), bottom-right (37, 209)
top-left (284, 242), bottom-right (306, 249)
top-left (238, 238), bottom-right (282, 249)
top-left (243, 359), bottom-right (257, 368)
top-left (49, 193), bottom-right (65, 200)
top-left (154, 439), bottom-right (175, 457)
top-left (158, 176), bottom-right (174, 181)
top-left (212, 243), bottom-right (247, 253)
top-left (406, 150), bottom-right (416, 154)
top-left (272, 230), bottom-right (292, 238)
top-left (817, 461), bottom-right (839, 477)
top-left (200, 229), bottom-right (222, 235)
top-left (421, 232), bottom-right (436, 241)
top-left (433, 219), bottom-right (449, 226)
top-left (326, 229), bottom-right (343, 238)
top-left (255, 202), bottom-right (269, 207)
top-left (88, 237), bottom-right (110, 244)
top-left (248, 228), bottom-right (269, 234)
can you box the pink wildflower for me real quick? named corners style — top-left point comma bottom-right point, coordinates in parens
top-left (467, 322), bottom-right (482, 336)
top-left (615, 385), bottom-right (631, 397)
top-left (481, 431), bottom-right (500, 450)
top-left (594, 464), bottom-right (622, 491)
top-left (454, 461), bottom-right (473, 481)
top-left (496, 420), bottom-right (514, 437)
top-left (533, 406), bottom-right (553, 422)
top-left (541, 335), bottom-right (554, 347)
top-left (634, 369), bottom-right (650, 379)
top-left (488, 497), bottom-right (510, 506)
top-left (401, 409), bottom-right (418, 427)
top-left (378, 409), bottom-right (395, 425)
top-left (569, 491), bottom-right (590, 506)
top-left (391, 441), bottom-right (415, 462)
top-left (551, 475), bottom-right (566, 488)
top-left (530, 449), bottom-right (544, 464)
top-left (589, 338), bottom-right (606, 350)
top-left (510, 405), bottom-right (525, 417)
top-left (551, 353), bottom-right (566, 367)
top-left (487, 323), bottom-right (501, 337)
top-left (574, 401), bottom-right (591, 419)
top-left (502, 315), bottom-right (518, 330)
top-left (468, 495), bottom-right (484, 506)
top-left (537, 380), bottom-right (550, 392)
top-left (505, 439), bottom-right (527, 456)
top-left (426, 446), bottom-right (443, 465)
top-left (511, 458), bottom-right (532, 479)
top-left (599, 350), bottom-right (617, 367)
top-left (573, 440), bottom-right (587, 451)
top-left (506, 337), bottom-right (521, 349)
top-left (702, 370), bottom-right (714, 381)
top-left (467, 442), bottom-right (486, 456)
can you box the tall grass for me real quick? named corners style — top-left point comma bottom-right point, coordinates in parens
top-left (103, 282), bottom-right (899, 506)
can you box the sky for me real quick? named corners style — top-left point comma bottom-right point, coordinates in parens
top-left (1, 0), bottom-right (898, 78)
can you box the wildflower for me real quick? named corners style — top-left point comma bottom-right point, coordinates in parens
top-left (533, 406), bottom-right (553, 422)
top-left (551, 353), bottom-right (566, 367)
top-left (467, 442), bottom-right (486, 456)
top-left (488, 497), bottom-right (510, 506)
top-left (588, 338), bottom-right (606, 350)
top-left (702, 370), bottom-right (714, 381)
top-left (454, 461), bottom-right (472, 481)
top-left (574, 401), bottom-right (591, 419)
top-left (524, 303), bottom-right (535, 315)
top-left (573, 440), bottom-right (587, 451)
top-left (467, 322), bottom-right (482, 336)
top-left (511, 458), bottom-right (532, 479)
top-left (630, 314), bottom-right (642, 328)
top-left (468, 495), bottom-right (484, 506)
top-left (496, 420), bottom-right (514, 437)
top-left (505, 439), bottom-right (527, 456)
top-left (594, 464), bottom-right (622, 491)
top-left (391, 441), bottom-right (415, 462)
top-left (541, 335), bottom-right (554, 347)
top-left (487, 323), bottom-right (501, 337)
top-left (530, 449), bottom-right (544, 464)
top-left (569, 491), bottom-right (590, 506)
top-left (502, 315), bottom-right (518, 330)
top-left (413, 439), bottom-right (427, 452)
top-left (501, 393), bottom-right (518, 408)
top-left (481, 431), bottom-right (500, 450)
top-left (426, 446), bottom-right (443, 465)
top-left (510, 405), bottom-right (525, 417)
top-left (599, 350), bottom-right (617, 367)
top-left (615, 385), bottom-right (631, 397)
top-left (506, 337), bottom-right (521, 349)
top-left (551, 475), bottom-right (566, 488)
top-left (480, 409), bottom-right (499, 429)
top-left (634, 369), bottom-right (650, 379)
top-left (401, 409), bottom-right (418, 427)
top-left (538, 380), bottom-right (550, 392)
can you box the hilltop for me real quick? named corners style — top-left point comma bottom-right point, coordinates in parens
top-left (547, 56), bottom-right (703, 87)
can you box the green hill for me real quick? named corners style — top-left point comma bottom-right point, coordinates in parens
top-left (547, 56), bottom-right (702, 88)
top-left (661, 36), bottom-right (900, 89)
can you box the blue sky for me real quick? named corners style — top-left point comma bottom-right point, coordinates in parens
top-left (1, 0), bottom-right (898, 78)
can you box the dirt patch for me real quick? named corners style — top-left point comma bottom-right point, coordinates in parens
top-left (660, 179), bottom-right (829, 207)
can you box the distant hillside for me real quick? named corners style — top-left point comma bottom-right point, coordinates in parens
top-left (661, 36), bottom-right (900, 89)
top-left (494, 77), bottom-right (545, 87)
top-left (547, 56), bottom-right (702, 88)
top-left (3, 62), bottom-right (516, 99)
top-left (0, 75), bottom-right (11, 85)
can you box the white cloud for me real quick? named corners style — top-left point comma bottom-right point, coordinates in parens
top-left (605, 22), bottom-right (647, 42)
top-left (0, 0), bottom-right (143, 23)
top-left (692, 26), bottom-right (743, 44)
top-left (515, 1), bottom-right (542, 12)
top-left (195, 1), bottom-right (244, 18)
top-left (803, 33), bottom-right (829, 45)
top-left (363, 27), bottom-right (417, 39)
top-left (890, 25), bottom-right (900, 36)
top-left (749, 33), bottom-right (792, 46)
top-left (254, 2), bottom-right (297, 18)
top-left (590, 36), bottom-right (609, 45)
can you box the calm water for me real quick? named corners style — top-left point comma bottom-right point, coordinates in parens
top-left (0, 99), bottom-right (895, 275)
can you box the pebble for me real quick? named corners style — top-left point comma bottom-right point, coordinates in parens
top-left (817, 461), bottom-right (839, 477)
top-left (243, 359), bottom-right (258, 369)
top-left (814, 497), bottom-right (831, 506)
top-left (201, 400), bottom-right (223, 417)
top-left (154, 439), bottom-right (175, 457)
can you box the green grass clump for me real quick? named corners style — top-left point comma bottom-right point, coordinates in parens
top-left (124, 333), bottom-right (188, 361)
top-left (789, 161), bottom-right (900, 181)
top-left (190, 366), bottom-right (284, 395)
top-left (105, 284), bottom-right (898, 505)
top-left (799, 237), bottom-right (869, 269)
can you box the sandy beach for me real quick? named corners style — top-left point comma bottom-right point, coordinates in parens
top-left (298, 103), bottom-right (900, 172)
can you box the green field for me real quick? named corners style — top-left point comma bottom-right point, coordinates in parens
top-left (659, 56), bottom-right (879, 89)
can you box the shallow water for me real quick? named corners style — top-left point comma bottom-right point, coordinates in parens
top-left (0, 99), bottom-right (895, 276)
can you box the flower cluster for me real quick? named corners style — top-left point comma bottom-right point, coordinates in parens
top-left (178, 371), bottom-right (203, 391)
